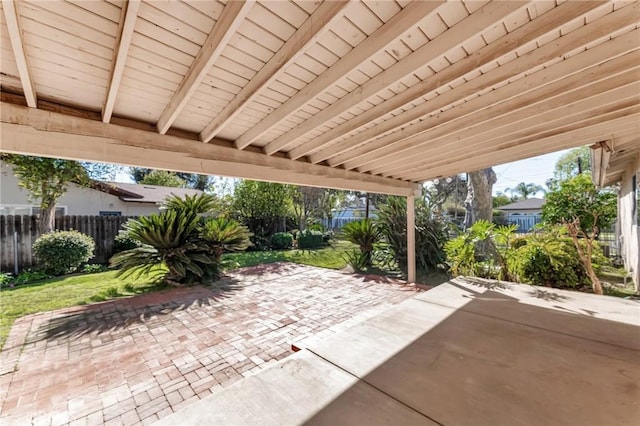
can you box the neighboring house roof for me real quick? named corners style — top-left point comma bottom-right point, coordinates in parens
top-left (499, 198), bottom-right (545, 211)
top-left (93, 182), bottom-right (203, 204)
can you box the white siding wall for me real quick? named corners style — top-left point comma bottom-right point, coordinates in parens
top-left (0, 162), bottom-right (159, 216)
top-left (617, 154), bottom-right (640, 290)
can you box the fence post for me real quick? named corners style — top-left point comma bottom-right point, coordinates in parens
top-left (13, 231), bottom-right (18, 275)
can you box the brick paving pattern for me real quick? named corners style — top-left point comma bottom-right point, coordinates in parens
top-left (0, 263), bottom-right (419, 425)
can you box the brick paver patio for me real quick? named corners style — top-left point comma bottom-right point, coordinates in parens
top-left (0, 263), bottom-right (420, 425)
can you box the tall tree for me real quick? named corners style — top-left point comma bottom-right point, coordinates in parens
top-left (232, 180), bottom-right (293, 239)
top-left (548, 146), bottom-right (590, 189)
top-left (464, 168), bottom-right (497, 229)
top-left (129, 167), bottom-right (212, 191)
top-left (139, 170), bottom-right (186, 187)
top-left (81, 161), bottom-right (124, 181)
top-left (505, 182), bottom-right (545, 200)
top-left (542, 174), bottom-right (617, 294)
top-left (3, 155), bottom-right (88, 233)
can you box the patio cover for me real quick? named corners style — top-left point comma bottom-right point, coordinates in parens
top-left (0, 0), bottom-right (638, 195)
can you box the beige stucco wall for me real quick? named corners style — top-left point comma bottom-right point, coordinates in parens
top-left (0, 161), bottom-right (159, 216)
top-left (617, 154), bottom-right (640, 290)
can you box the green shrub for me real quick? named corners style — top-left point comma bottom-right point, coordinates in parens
top-left (322, 230), bottom-right (334, 244)
top-left (376, 197), bottom-right (447, 274)
top-left (13, 269), bottom-right (51, 285)
top-left (82, 264), bottom-right (106, 274)
top-left (343, 249), bottom-right (369, 272)
top-left (507, 233), bottom-right (586, 288)
top-left (0, 272), bottom-right (13, 287)
top-left (33, 230), bottom-right (95, 275)
top-left (112, 231), bottom-right (142, 253)
top-left (270, 232), bottom-right (294, 250)
top-left (298, 229), bottom-right (324, 249)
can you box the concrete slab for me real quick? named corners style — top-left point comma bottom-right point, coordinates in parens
top-left (307, 281), bottom-right (640, 425)
top-left (155, 350), bottom-right (436, 426)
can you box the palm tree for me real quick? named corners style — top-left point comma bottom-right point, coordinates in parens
top-left (505, 182), bottom-right (545, 200)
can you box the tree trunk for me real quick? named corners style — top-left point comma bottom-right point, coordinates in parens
top-left (365, 194), bottom-right (370, 220)
top-left (39, 197), bottom-right (56, 234)
top-left (464, 168), bottom-right (497, 228)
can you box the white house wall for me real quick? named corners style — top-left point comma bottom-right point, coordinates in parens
top-left (617, 154), bottom-right (640, 290)
top-left (0, 161), bottom-right (159, 216)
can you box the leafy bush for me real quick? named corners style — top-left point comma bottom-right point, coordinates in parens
top-left (507, 230), bottom-right (587, 288)
top-left (270, 232), bottom-right (294, 250)
top-left (0, 272), bottom-right (12, 286)
top-left (297, 229), bottom-right (324, 249)
top-left (322, 230), bottom-right (334, 243)
top-left (13, 269), bottom-right (51, 285)
top-left (82, 264), bottom-right (106, 274)
top-left (343, 249), bottom-right (369, 272)
top-left (112, 231), bottom-right (142, 253)
top-left (444, 220), bottom-right (517, 281)
top-left (110, 194), bottom-right (251, 285)
top-left (33, 230), bottom-right (95, 275)
top-left (376, 196), bottom-right (447, 274)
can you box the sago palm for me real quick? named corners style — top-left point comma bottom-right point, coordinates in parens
top-left (199, 217), bottom-right (252, 261)
top-left (342, 219), bottom-right (380, 267)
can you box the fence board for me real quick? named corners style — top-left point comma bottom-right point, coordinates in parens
top-left (0, 215), bottom-right (134, 273)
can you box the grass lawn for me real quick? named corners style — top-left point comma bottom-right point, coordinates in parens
top-left (0, 240), bottom-right (356, 349)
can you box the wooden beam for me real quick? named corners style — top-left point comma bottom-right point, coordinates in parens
top-left (199, 1), bottom-right (349, 143)
top-left (102, 0), bottom-right (141, 123)
top-left (308, 1), bottom-right (622, 166)
top-left (0, 101), bottom-right (419, 196)
top-left (357, 49), bottom-right (640, 173)
top-left (233, 0), bottom-right (445, 150)
top-left (398, 110), bottom-right (640, 182)
top-left (2, 0), bottom-right (36, 107)
top-left (157, 0), bottom-right (255, 134)
top-left (376, 87), bottom-right (640, 177)
top-left (407, 195), bottom-right (416, 284)
top-left (268, 1), bottom-right (525, 157)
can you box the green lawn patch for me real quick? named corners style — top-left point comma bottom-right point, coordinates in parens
top-left (0, 269), bottom-right (165, 350)
top-left (223, 239), bottom-right (356, 270)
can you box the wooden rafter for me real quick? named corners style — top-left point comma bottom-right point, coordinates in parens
top-left (2, 0), bottom-right (36, 107)
top-left (399, 109), bottom-right (640, 181)
top-left (378, 86), bottom-right (639, 178)
top-left (233, 0), bottom-right (445, 150)
top-left (265, 1), bottom-right (526, 157)
top-left (157, 0), bottom-right (255, 135)
top-left (102, 0), bottom-right (141, 123)
top-left (0, 101), bottom-right (419, 196)
top-left (350, 40), bottom-right (640, 172)
top-left (306, 1), bottom-right (611, 165)
top-left (199, 1), bottom-right (350, 143)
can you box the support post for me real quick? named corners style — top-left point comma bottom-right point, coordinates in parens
top-left (407, 195), bottom-right (416, 283)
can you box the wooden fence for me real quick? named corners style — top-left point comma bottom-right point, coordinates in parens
top-left (0, 215), bottom-right (133, 273)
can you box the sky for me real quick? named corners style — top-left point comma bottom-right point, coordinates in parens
top-left (491, 149), bottom-right (568, 196)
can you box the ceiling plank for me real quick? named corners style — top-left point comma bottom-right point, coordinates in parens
top-left (308, 1), bottom-right (618, 165)
top-left (352, 45), bottom-right (640, 172)
top-left (156, 0), bottom-right (255, 134)
top-left (0, 101), bottom-right (419, 196)
top-left (233, 0), bottom-right (445, 150)
top-left (102, 0), bottom-right (141, 123)
top-left (377, 85), bottom-right (639, 177)
top-left (397, 108), bottom-right (640, 181)
top-left (2, 0), bottom-right (36, 107)
top-left (265, 1), bottom-right (525, 157)
top-left (199, 1), bottom-right (350, 143)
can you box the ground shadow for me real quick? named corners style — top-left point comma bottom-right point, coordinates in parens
top-left (28, 276), bottom-right (244, 343)
top-left (303, 288), bottom-right (640, 426)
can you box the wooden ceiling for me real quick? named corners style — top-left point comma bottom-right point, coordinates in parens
top-left (1, 0), bottom-right (638, 195)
